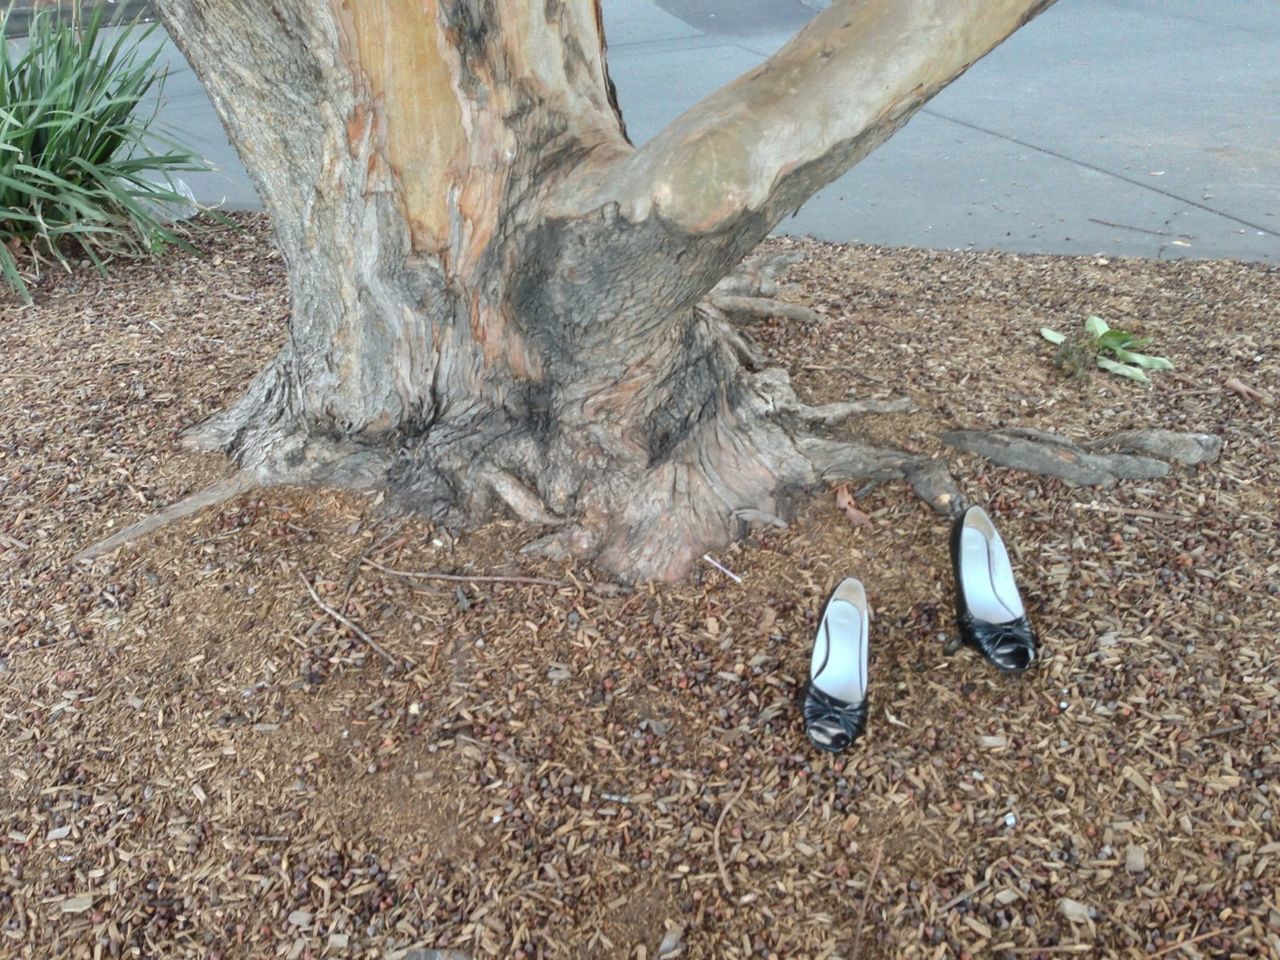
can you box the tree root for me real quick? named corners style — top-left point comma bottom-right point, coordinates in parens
top-left (481, 467), bottom-right (565, 526)
top-left (707, 250), bottom-right (820, 325)
top-left (1082, 429), bottom-right (1222, 465)
top-left (709, 294), bottom-right (826, 325)
top-left (75, 473), bottom-right (256, 563)
top-left (712, 250), bottom-right (803, 299)
top-left (943, 426), bottom-right (1222, 486)
top-left (904, 459), bottom-right (967, 518)
top-left (796, 396), bottom-right (915, 424)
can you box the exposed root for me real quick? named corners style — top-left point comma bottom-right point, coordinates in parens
top-left (944, 427), bottom-right (1171, 486)
top-left (75, 473), bottom-right (256, 563)
top-left (181, 353), bottom-right (296, 457)
top-left (1082, 429), bottom-right (1222, 465)
top-left (731, 508), bottom-right (789, 529)
top-left (710, 293), bottom-right (826, 325)
top-left (904, 459), bottom-right (967, 517)
top-left (796, 396), bottom-right (915, 424)
top-left (481, 467), bottom-right (566, 526)
top-left (713, 250), bottom-right (803, 299)
top-left (798, 436), bottom-right (922, 485)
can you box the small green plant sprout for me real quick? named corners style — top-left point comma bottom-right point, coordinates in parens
top-left (1040, 314), bottom-right (1173, 383)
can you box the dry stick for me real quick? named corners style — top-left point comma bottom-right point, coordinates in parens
top-left (939, 879), bottom-right (990, 912)
top-left (1148, 929), bottom-right (1230, 958)
top-left (1070, 503), bottom-right (1190, 523)
top-left (850, 843), bottom-right (885, 960)
top-left (360, 556), bottom-right (563, 588)
top-left (299, 573), bottom-right (399, 667)
top-left (340, 518), bottom-right (408, 614)
top-left (75, 473), bottom-right (254, 562)
top-left (1009, 946), bottom-right (1094, 956)
top-left (712, 782), bottom-right (748, 897)
top-left (1205, 723), bottom-right (1245, 738)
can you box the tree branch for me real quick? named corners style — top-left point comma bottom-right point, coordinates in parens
top-left (561, 0), bottom-right (1057, 236)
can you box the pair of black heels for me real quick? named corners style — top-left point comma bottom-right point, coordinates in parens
top-left (802, 506), bottom-right (1038, 754)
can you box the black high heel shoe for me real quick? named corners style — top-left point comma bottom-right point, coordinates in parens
top-left (802, 578), bottom-right (870, 753)
top-left (950, 506), bottom-right (1037, 672)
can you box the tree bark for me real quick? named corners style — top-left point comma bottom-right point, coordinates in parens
top-left (157, 0), bottom-right (1057, 580)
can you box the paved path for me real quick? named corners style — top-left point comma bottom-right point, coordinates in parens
top-left (132, 0), bottom-right (1278, 261)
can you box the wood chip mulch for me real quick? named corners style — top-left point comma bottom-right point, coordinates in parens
top-left (2, 216), bottom-right (1278, 959)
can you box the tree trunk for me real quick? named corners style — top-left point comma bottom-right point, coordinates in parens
top-left (158, 0), bottom-right (1056, 581)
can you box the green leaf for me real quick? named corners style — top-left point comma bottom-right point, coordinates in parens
top-left (1084, 314), bottom-right (1111, 339)
top-left (1111, 346), bottom-right (1173, 370)
top-left (1040, 327), bottom-right (1066, 345)
top-left (1096, 356), bottom-right (1151, 383)
top-left (1096, 329), bottom-right (1133, 351)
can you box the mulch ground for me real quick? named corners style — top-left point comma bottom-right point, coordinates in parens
top-left (2, 216), bottom-right (1278, 959)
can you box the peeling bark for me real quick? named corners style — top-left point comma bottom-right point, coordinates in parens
top-left (154, 0), bottom-right (1058, 580)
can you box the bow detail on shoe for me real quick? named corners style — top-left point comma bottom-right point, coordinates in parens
top-left (802, 683), bottom-right (868, 753)
top-left (959, 613), bottom-right (1037, 673)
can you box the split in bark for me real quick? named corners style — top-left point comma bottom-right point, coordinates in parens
top-left (126, 0), bottom-right (1063, 581)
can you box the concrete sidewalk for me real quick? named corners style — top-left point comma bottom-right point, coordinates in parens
top-left (127, 0), bottom-right (1280, 262)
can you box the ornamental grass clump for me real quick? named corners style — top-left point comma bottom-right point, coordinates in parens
top-left (1, 3), bottom-right (209, 301)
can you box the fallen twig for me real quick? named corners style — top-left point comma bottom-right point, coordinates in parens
top-left (939, 879), bottom-right (990, 912)
top-left (1205, 723), bottom-right (1245, 739)
top-left (712, 782), bottom-right (747, 896)
top-left (360, 556), bottom-right (562, 587)
top-left (851, 843), bottom-right (884, 959)
top-left (340, 518), bottom-right (408, 613)
top-left (299, 573), bottom-right (399, 666)
top-left (1149, 928), bottom-right (1229, 958)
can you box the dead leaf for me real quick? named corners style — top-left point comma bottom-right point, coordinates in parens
top-left (1224, 377), bottom-right (1275, 406)
top-left (834, 484), bottom-right (871, 527)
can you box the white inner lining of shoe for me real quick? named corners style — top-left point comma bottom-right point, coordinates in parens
top-left (960, 509), bottom-right (1025, 624)
top-left (811, 578), bottom-right (868, 704)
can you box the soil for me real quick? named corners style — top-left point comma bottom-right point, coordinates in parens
top-left (2, 216), bottom-right (1278, 958)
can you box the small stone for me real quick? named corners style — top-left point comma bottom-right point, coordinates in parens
top-left (287, 910), bottom-right (312, 928)
top-left (1004, 812), bottom-right (1018, 828)
top-left (995, 889), bottom-right (1020, 906)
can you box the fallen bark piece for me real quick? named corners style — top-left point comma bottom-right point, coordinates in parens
top-left (1086, 429), bottom-right (1222, 465)
top-left (1125, 844), bottom-right (1147, 874)
top-left (1058, 897), bottom-right (1092, 924)
top-left (941, 429), bottom-right (1170, 486)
